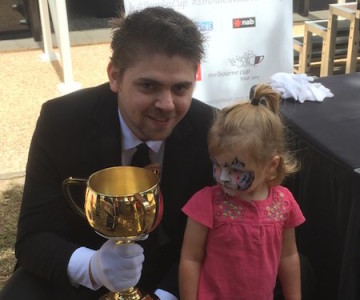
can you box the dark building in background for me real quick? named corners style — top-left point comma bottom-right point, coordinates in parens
top-left (0, 0), bottom-right (124, 41)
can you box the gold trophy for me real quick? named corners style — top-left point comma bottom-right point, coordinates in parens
top-left (62, 166), bottom-right (163, 300)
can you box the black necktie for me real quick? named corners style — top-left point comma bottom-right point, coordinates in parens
top-left (130, 143), bottom-right (151, 167)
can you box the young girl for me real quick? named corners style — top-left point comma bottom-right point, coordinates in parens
top-left (179, 84), bottom-right (305, 300)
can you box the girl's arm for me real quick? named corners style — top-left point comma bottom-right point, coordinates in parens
top-left (278, 228), bottom-right (301, 300)
top-left (179, 218), bottom-right (208, 300)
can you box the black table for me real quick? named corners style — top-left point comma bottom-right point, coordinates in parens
top-left (281, 72), bottom-right (360, 300)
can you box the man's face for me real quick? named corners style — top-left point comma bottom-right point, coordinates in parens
top-left (108, 53), bottom-right (197, 141)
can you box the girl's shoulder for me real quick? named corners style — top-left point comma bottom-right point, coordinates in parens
top-left (264, 185), bottom-right (299, 213)
top-left (269, 186), bottom-right (305, 227)
top-left (183, 185), bottom-right (220, 228)
top-left (270, 185), bottom-right (295, 201)
top-left (191, 185), bottom-right (222, 200)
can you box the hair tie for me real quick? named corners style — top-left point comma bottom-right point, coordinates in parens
top-left (249, 84), bottom-right (256, 100)
top-left (249, 84), bottom-right (267, 106)
top-left (251, 96), bottom-right (266, 106)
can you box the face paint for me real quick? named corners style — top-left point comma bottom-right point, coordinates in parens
top-left (231, 157), bottom-right (245, 171)
top-left (235, 171), bottom-right (254, 191)
top-left (212, 157), bottom-right (254, 191)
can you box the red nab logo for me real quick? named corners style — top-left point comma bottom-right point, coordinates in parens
top-left (196, 64), bottom-right (202, 81)
top-left (233, 17), bottom-right (256, 29)
top-left (233, 19), bottom-right (242, 28)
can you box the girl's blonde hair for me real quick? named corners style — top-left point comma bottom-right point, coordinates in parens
top-left (208, 84), bottom-right (298, 186)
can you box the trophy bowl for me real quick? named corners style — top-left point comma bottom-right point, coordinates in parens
top-left (62, 166), bottom-right (163, 300)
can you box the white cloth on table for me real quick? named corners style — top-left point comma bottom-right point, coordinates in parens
top-left (270, 72), bottom-right (334, 103)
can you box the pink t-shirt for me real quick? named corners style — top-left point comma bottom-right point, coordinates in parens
top-left (182, 185), bottom-right (305, 300)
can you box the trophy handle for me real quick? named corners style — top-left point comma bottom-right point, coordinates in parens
top-left (134, 189), bottom-right (163, 233)
top-left (62, 177), bottom-right (87, 219)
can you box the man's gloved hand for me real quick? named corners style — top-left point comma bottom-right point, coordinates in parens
top-left (90, 240), bottom-right (144, 292)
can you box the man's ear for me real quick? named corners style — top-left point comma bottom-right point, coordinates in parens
top-left (107, 62), bottom-right (120, 93)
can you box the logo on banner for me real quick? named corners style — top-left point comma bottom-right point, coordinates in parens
top-left (228, 50), bottom-right (264, 68)
top-left (196, 64), bottom-right (202, 81)
top-left (233, 17), bottom-right (256, 29)
top-left (195, 21), bottom-right (214, 32)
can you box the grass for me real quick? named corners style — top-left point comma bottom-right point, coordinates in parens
top-left (0, 178), bottom-right (23, 290)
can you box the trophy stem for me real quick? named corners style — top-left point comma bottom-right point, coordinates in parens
top-left (103, 287), bottom-right (142, 300)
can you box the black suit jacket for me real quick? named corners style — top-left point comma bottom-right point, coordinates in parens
top-left (15, 83), bottom-right (216, 297)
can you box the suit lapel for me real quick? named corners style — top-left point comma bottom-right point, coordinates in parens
top-left (80, 84), bottom-right (122, 173)
top-left (160, 114), bottom-right (198, 219)
top-left (162, 126), bottom-right (196, 189)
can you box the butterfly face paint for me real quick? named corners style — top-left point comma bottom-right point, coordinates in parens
top-left (213, 157), bottom-right (254, 191)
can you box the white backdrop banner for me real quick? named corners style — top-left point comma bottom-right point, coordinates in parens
top-left (124, 0), bottom-right (293, 108)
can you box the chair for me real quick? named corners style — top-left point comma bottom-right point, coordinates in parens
top-left (293, 19), bottom-right (354, 75)
top-left (322, 2), bottom-right (360, 76)
top-left (293, 1), bottom-right (360, 76)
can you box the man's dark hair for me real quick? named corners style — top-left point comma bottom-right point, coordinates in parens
top-left (110, 6), bottom-right (205, 77)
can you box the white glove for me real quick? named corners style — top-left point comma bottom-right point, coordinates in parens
top-left (270, 72), bottom-right (334, 103)
top-left (90, 240), bottom-right (144, 292)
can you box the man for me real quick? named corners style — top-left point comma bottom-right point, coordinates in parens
top-left (0, 7), bottom-right (215, 300)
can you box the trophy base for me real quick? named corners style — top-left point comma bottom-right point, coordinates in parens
top-left (100, 287), bottom-right (142, 300)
